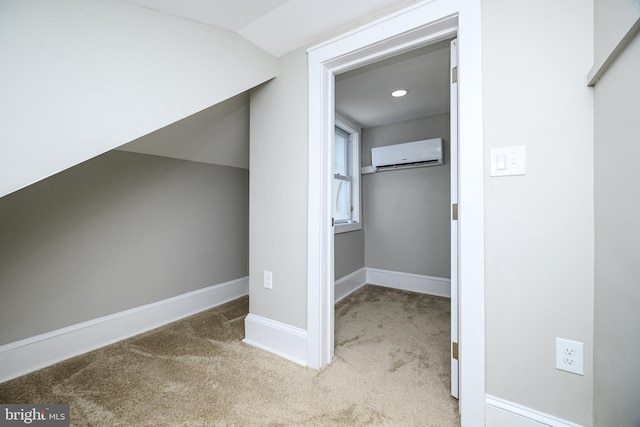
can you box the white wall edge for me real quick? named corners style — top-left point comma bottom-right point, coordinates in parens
top-left (0, 277), bottom-right (249, 383)
top-left (243, 314), bottom-right (307, 367)
top-left (486, 395), bottom-right (585, 427)
top-left (588, 17), bottom-right (640, 86)
top-left (335, 268), bottom-right (367, 302)
top-left (366, 268), bottom-right (451, 298)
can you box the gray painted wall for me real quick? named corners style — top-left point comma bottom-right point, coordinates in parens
top-left (362, 114), bottom-right (450, 278)
top-left (593, 30), bottom-right (640, 427)
top-left (334, 230), bottom-right (364, 280)
top-left (249, 49), bottom-right (308, 329)
top-left (0, 151), bottom-right (249, 345)
top-left (483, 1), bottom-right (594, 425)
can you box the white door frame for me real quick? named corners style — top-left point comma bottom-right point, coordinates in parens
top-left (307, 0), bottom-right (485, 425)
top-left (450, 37), bottom-right (460, 400)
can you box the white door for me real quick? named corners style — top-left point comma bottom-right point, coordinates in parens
top-left (450, 38), bottom-right (460, 400)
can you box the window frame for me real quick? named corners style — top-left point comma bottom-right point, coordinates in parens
top-left (334, 112), bottom-right (362, 234)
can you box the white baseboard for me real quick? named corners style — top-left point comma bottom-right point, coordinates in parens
top-left (241, 268), bottom-right (448, 369)
top-left (335, 268), bottom-right (367, 302)
top-left (0, 277), bottom-right (249, 383)
top-left (486, 395), bottom-right (584, 427)
top-left (365, 268), bottom-right (451, 298)
top-left (243, 314), bottom-right (307, 366)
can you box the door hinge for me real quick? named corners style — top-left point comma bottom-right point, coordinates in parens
top-left (452, 203), bottom-right (458, 220)
top-left (452, 66), bottom-right (458, 84)
top-left (332, 217), bottom-right (334, 227)
top-left (452, 342), bottom-right (459, 360)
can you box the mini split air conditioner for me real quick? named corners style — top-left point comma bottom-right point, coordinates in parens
top-left (371, 138), bottom-right (443, 171)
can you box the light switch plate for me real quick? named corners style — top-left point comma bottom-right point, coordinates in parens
top-left (490, 146), bottom-right (526, 177)
top-left (264, 271), bottom-right (273, 289)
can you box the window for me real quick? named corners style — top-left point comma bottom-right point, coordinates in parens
top-left (334, 113), bottom-right (361, 233)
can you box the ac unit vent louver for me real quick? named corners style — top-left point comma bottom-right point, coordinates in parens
top-left (371, 138), bottom-right (443, 172)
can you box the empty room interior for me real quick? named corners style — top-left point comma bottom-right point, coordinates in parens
top-left (1, 0), bottom-right (639, 426)
top-left (333, 36), bottom-right (455, 386)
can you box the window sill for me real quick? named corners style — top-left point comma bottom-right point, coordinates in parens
top-left (334, 222), bottom-right (362, 234)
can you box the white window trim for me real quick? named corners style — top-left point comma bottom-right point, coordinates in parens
top-left (334, 112), bottom-right (362, 234)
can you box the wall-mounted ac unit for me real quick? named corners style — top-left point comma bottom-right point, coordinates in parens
top-left (371, 138), bottom-right (443, 172)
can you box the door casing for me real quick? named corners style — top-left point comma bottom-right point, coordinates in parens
top-left (307, 1), bottom-right (485, 425)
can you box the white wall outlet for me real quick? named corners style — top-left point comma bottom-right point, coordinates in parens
top-left (263, 271), bottom-right (273, 289)
top-left (556, 338), bottom-right (584, 375)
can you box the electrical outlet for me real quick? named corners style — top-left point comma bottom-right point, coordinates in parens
top-left (263, 271), bottom-right (273, 289)
top-left (556, 338), bottom-right (584, 375)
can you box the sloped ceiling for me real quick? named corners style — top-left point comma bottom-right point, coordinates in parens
top-left (119, 0), bottom-right (452, 126)
top-left (118, 0), bottom-right (290, 33)
top-left (119, 92), bottom-right (251, 169)
top-left (120, 0), bottom-right (421, 57)
top-left (118, 0), bottom-right (451, 166)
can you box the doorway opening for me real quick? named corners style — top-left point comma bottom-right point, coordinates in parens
top-left (307, 3), bottom-right (485, 424)
top-left (332, 37), bottom-right (458, 399)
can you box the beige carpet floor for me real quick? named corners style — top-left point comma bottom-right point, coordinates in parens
top-left (0, 285), bottom-right (460, 426)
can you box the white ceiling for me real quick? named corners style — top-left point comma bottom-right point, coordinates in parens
top-left (120, 0), bottom-right (421, 57)
top-left (120, 0), bottom-right (290, 33)
top-left (336, 39), bottom-right (452, 128)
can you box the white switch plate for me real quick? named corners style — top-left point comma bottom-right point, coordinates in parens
top-left (556, 338), bottom-right (584, 375)
top-left (263, 271), bottom-right (273, 289)
top-left (490, 146), bottom-right (526, 177)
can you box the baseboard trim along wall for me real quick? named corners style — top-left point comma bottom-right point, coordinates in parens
top-left (0, 277), bottom-right (249, 383)
top-left (365, 268), bottom-right (451, 298)
top-left (486, 395), bottom-right (585, 427)
top-left (243, 314), bottom-right (307, 366)
top-left (335, 268), bottom-right (367, 302)
top-left (334, 268), bottom-right (451, 302)
top-left (245, 268), bottom-right (448, 368)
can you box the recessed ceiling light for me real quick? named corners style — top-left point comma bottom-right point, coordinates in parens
top-left (391, 89), bottom-right (408, 98)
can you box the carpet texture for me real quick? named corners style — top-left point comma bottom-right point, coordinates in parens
top-left (0, 285), bottom-right (460, 426)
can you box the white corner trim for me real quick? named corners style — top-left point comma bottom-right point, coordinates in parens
top-left (0, 277), bottom-right (249, 383)
top-left (243, 314), bottom-right (307, 367)
top-left (366, 268), bottom-right (451, 298)
top-left (588, 17), bottom-right (640, 86)
top-left (486, 395), bottom-right (585, 427)
top-left (335, 268), bottom-right (367, 302)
